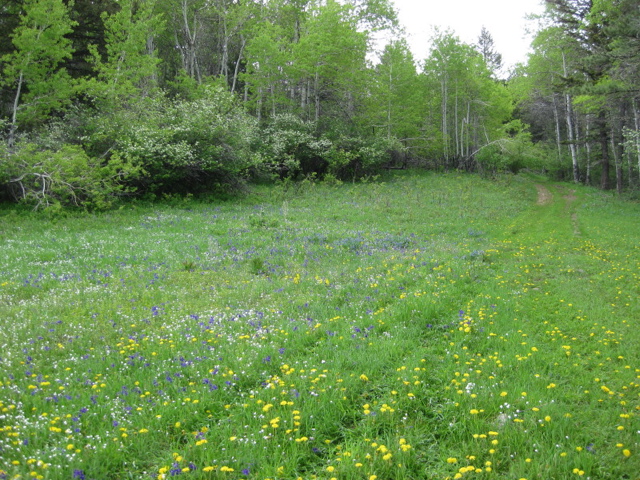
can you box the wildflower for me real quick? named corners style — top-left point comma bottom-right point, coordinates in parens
top-left (447, 457), bottom-right (458, 464)
top-left (623, 449), bottom-right (631, 457)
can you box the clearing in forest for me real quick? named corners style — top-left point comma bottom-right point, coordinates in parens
top-left (0, 172), bottom-right (638, 480)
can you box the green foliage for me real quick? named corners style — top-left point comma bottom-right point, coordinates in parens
top-left (422, 30), bottom-right (513, 167)
top-left (1, 0), bottom-right (77, 131)
top-left (81, 0), bottom-right (163, 104)
top-left (0, 142), bottom-right (137, 210)
top-left (259, 114), bottom-right (331, 178)
top-left (106, 84), bottom-right (259, 194)
top-left (365, 40), bottom-right (422, 144)
top-left (259, 114), bottom-right (402, 180)
top-left (475, 123), bottom-right (546, 175)
top-left (326, 135), bottom-right (402, 180)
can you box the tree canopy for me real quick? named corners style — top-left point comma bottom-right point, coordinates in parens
top-left (1, 0), bottom-right (639, 208)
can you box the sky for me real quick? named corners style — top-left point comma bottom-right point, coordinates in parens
top-left (389, 0), bottom-right (546, 70)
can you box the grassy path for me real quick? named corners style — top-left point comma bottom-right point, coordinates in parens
top-left (432, 179), bottom-right (640, 479)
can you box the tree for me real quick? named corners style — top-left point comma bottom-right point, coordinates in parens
top-left (82, 0), bottom-right (164, 104)
top-left (544, 0), bottom-right (613, 189)
top-left (292, 0), bottom-right (368, 128)
top-left (366, 39), bottom-right (421, 144)
top-left (1, 0), bottom-right (77, 147)
top-left (423, 30), bottom-right (512, 169)
top-left (476, 26), bottom-right (502, 76)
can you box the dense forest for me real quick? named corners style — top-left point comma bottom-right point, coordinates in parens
top-left (0, 0), bottom-right (639, 209)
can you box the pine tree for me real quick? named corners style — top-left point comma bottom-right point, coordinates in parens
top-left (476, 26), bottom-right (502, 76)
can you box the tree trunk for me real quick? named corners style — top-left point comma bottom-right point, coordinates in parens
top-left (231, 35), bottom-right (245, 93)
top-left (454, 85), bottom-right (459, 160)
top-left (220, 10), bottom-right (229, 83)
top-left (585, 115), bottom-right (592, 185)
top-left (611, 129), bottom-right (622, 194)
top-left (441, 75), bottom-right (448, 162)
top-left (565, 93), bottom-right (579, 182)
top-left (633, 99), bottom-right (640, 185)
top-left (314, 69), bottom-right (320, 123)
top-left (562, 52), bottom-right (579, 182)
top-left (180, 0), bottom-right (201, 82)
top-left (8, 70), bottom-right (24, 150)
top-left (599, 111), bottom-right (610, 190)
top-left (552, 94), bottom-right (563, 166)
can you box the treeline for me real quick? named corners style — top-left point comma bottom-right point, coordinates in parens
top-left (0, 0), bottom-right (638, 209)
top-left (513, 0), bottom-right (640, 193)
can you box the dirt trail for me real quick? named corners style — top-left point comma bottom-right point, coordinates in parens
top-left (565, 189), bottom-right (580, 236)
top-left (535, 184), bottom-right (552, 205)
top-left (535, 184), bottom-right (581, 236)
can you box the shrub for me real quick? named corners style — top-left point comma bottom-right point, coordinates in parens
top-left (109, 84), bottom-right (260, 194)
top-left (259, 114), bottom-right (331, 178)
top-left (259, 115), bottom-right (403, 181)
top-left (326, 135), bottom-right (402, 180)
top-left (0, 143), bottom-right (137, 210)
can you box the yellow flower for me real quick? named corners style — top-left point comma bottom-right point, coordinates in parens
top-left (326, 466), bottom-right (335, 473)
top-left (447, 457), bottom-right (458, 464)
top-left (623, 449), bottom-right (631, 457)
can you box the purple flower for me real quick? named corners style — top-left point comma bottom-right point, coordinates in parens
top-left (73, 470), bottom-right (86, 480)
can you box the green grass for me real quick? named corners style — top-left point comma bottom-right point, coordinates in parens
top-left (0, 171), bottom-right (638, 480)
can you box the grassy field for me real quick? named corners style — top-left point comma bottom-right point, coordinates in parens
top-left (0, 171), bottom-right (638, 480)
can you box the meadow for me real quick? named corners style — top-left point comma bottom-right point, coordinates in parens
top-left (0, 171), bottom-right (638, 480)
